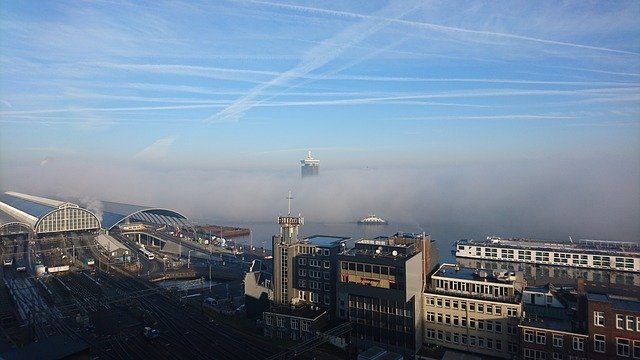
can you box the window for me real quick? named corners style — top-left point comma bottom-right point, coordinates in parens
top-left (486, 320), bottom-right (493, 331)
top-left (487, 305), bottom-right (493, 314)
top-left (298, 257), bottom-right (306, 265)
top-left (478, 304), bottom-right (484, 313)
top-left (618, 314), bottom-right (625, 329)
top-left (276, 317), bottom-right (284, 328)
top-left (324, 260), bottom-right (330, 268)
top-left (524, 329), bottom-right (534, 343)
top-left (594, 334), bottom-right (606, 353)
top-left (629, 316), bottom-right (636, 331)
top-left (426, 312), bottom-right (435, 322)
top-left (507, 307), bottom-right (518, 317)
top-left (637, 317), bottom-right (640, 332)
top-left (495, 306), bottom-right (501, 315)
top-left (495, 322), bottom-right (502, 333)
top-left (301, 320), bottom-right (310, 332)
top-left (594, 311), bottom-right (605, 326)
top-left (537, 332), bottom-right (546, 345)
top-left (573, 337), bottom-right (584, 351)
top-left (265, 315), bottom-right (273, 326)
top-left (553, 334), bottom-right (564, 348)
top-left (524, 348), bottom-right (547, 360)
top-left (299, 269), bottom-right (306, 276)
top-left (437, 298), bottom-right (443, 307)
top-left (445, 299), bottom-right (450, 308)
top-left (633, 340), bottom-right (640, 359)
top-left (618, 338), bottom-right (630, 357)
top-left (469, 303), bottom-right (475, 312)
top-left (552, 353), bottom-right (563, 360)
top-left (426, 328), bottom-right (435, 339)
top-left (291, 319), bottom-right (299, 330)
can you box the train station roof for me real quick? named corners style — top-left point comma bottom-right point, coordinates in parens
top-left (100, 201), bottom-right (189, 230)
top-left (0, 191), bottom-right (189, 232)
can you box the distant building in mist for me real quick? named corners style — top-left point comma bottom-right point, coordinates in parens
top-left (300, 150), bottom-right (319, 178)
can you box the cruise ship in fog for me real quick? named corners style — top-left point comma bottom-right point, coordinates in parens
top-left (455, 236), bottom-right (640, 273)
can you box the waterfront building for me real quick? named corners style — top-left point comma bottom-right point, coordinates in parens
top-left (300, 150), bottom-right (319, 178)
top-left (424, 263), bottom-right (524, 359)
top-left (455, 237), bottom-right (640, 273)
top-left (519, 282), bottom-right (588, 360)
top-left (337, 232), bottom-right (431, 357)
top-left (457, 257), bottom-right (640, 288)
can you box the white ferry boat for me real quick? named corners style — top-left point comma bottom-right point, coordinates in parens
top-left (357, 215), bottom-right (387, 225)
top-left (455, 236), bottom-right (640, 273)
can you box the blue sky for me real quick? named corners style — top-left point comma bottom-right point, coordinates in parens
top-left (0, 1), bottom-right (639, 241)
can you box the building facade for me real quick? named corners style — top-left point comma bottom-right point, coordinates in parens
top-left (519, 284), bottom-right (589, 360)
top-left (587, 293), bottom-right (640, 359)
top-left (293, 235), bottom-right (348, 312)
top-left (424, 263), bottom-right (524, 359)
top-left (337, 232), bottom-right (431, 357)
top-left (263, 213), bottom-right (347, 341)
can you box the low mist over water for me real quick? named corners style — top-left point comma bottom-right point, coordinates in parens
top-left (4, 154), bottom-right (638, 253)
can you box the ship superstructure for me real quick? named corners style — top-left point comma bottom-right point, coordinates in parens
top-left (455, 236), bottom-right (640, 273)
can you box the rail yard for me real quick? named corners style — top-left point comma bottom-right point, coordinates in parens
top-left (0, 230), bottom-right (278, 359)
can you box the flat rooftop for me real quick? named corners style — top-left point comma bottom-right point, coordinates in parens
top-left (304, 235), bottom-right (349, 247)
top-left (433, 264), bottom-right (517, 285)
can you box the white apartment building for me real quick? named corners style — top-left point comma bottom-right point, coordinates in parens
top-left (424, 263), bottom-right (525, 359)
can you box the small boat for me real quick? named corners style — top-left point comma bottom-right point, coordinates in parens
top-left (358, 215), bottom-right (388, 225)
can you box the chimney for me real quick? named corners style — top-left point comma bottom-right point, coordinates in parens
top-left (576, 277), bottom-right (586, 294)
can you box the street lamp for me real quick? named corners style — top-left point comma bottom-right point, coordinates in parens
top-left (188, 250), bottom-right (194, 268)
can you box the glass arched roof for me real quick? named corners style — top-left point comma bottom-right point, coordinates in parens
top-left (0, 192), bottom-right (189, 231)
top-left (100, 201), bottom-right (189, 230)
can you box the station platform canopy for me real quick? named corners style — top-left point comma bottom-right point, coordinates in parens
top-left (101, 201), bottom-right (189, 230)
top-left (0, 191), bottom-right (189, 236)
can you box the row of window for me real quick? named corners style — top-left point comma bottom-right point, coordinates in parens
top-left (593, 335), bottom-right (640, 358)
top-left (431, 278), bottom-right (512, 299)
top-left (298, 246), bottom-right (331, 257)
top-left (298, 268), bottom-right (330, 279)
top-left (348, 299), bottom-right (413, 317)
top-left (523, 330), bottom-right (586, 351)
top-left (425, 312), bottom-right (504, 333)
top-left (595, 311), bottom-right (640, 332)
top-left (469, 247), bottom-right (635, 269)
top-left (264, 315), bottom-right (311, 332)
top-left (425, 328), bottom-right (516, 353)
top-left (425, 296), bottom-right (518, 317)
top-left (297, 279), bottom-right (331, 291)
top-left (298, 257), bottom-right (331, 268)
top-left (340, 261), bottom-right (402, 277)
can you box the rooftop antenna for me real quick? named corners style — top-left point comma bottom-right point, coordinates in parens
top-left (286, 191), bottom-right (293, 215)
